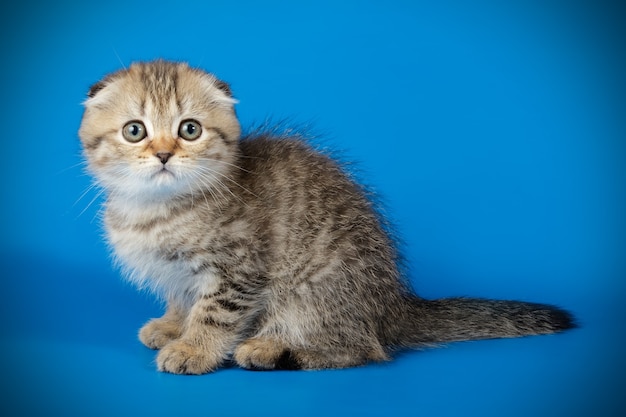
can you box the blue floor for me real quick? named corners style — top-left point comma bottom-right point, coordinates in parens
top-left (1, 1), bottom-right (625, 416)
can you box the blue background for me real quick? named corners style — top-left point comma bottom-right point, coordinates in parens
top-left (1, 0), bottom-right (624, 416)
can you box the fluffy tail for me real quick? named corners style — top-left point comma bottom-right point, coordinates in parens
top-left (391, 296), bottom-right (576, 347)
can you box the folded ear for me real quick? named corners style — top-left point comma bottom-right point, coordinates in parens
top-left (87, 81), bottom-right (106, 98)
top-left (214, 79), bottom-right (233, 98)
top-left (202, 75), bottom-right (238, 107)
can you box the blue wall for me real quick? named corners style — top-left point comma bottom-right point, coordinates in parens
top-left (1, 1), bottom-right (624, 416)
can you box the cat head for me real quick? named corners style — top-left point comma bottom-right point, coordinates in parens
top-left (78, 60), bottom-right (241, 203)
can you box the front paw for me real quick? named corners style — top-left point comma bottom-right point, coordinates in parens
top-left (157, 340), bottom-right (221, 375)
top-left (139, 318), bottom-right (182, 350)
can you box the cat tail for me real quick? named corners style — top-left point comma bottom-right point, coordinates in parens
top-left (391, 296), bottom-right (576, 347)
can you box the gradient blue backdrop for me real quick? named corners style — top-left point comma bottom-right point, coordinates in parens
top-left (1, 1), bottom-right (624, 416)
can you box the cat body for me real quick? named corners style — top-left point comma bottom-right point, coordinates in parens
top-left (79, 60), bottom-right (574, 374)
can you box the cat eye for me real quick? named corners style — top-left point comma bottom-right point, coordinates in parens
top-left (122, 121), bottom-right (147, 143)
top-left (178, 119), bottom-right (202, 141)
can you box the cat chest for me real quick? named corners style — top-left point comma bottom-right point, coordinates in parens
top-left (105, 206), bottom-right (257, 295)
top-left (107, 219), bottom-right (221, 296)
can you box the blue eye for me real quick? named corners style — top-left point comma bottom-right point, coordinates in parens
top-left (122, 121), bottom-right (147, 142)
top-left (178, 119), bottom-right (202, 141)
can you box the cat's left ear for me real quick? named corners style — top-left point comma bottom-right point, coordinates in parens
top-left (214, 79), bottom-right (233, 98)
top-left (209, 77), bottom-right (238, 106)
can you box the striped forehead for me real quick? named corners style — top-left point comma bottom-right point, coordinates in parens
top-left (138, 64), bottom-right (182, 117)
top-left (84, 61), bottom-right (236, 126)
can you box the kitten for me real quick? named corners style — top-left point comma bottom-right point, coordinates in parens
top-left (78, 60), bottom-right (575, 374)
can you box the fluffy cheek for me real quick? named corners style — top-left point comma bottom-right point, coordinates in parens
top-left (172, 151), bottom-right (231, 194)
top-left (88, 142), bottom-right (126, 170)
top-left (85, 142), bottom-right (151, 193)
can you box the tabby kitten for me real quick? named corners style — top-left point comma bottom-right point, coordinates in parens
top-left (78, 60), bottom-right (574, 374)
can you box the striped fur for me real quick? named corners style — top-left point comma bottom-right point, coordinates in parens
top-left (79, 60), bottom-right (575, 374)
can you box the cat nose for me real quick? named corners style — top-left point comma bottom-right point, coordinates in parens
top-left (155, 152), bottom-right (173, 164)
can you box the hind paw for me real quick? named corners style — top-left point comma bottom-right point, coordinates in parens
top-left (234, 338), bottom-right (300, 370)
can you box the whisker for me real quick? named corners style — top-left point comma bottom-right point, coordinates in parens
top-left (77, 186), bottom-right (106, 220)
top-left (77, 164), bottom-right (138, 217)
top-left (56, 160), bottom-right (89, 176)
top-left (196, 157), bottom-right (255, 174)
top-left (194, 170), bottom-right (237, 202)
top-left (74, 182), bottom-right (99, 208)
top-left (194, 164), bottom-right (259, 199)
top-left (182, 169), bottom-right (214, 211)
top-left (188, 170), bottom-right (228, 210)
top-left (192, 168), bottom-right (251, 208)
top-left (112, 46), bottom-right (127, 70)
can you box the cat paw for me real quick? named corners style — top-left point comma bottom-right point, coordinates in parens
top-left (139, 318), bottom-right (182, 350)
top-left (156, 340), bottom-right (220, 374)
top-left (234, 338), bottom-right (301, 370)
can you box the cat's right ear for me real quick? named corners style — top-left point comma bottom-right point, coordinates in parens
top-left (87, 81), bottom-right (106, 98)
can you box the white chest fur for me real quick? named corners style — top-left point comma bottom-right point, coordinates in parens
top-left (105, 201), bottom-right (220, 306)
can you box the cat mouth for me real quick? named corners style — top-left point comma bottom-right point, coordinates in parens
top-left (151, 167), bottom-right (176, 181)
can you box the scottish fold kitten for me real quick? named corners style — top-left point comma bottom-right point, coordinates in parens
top-left (78, 60), bottom-right (574, 374)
